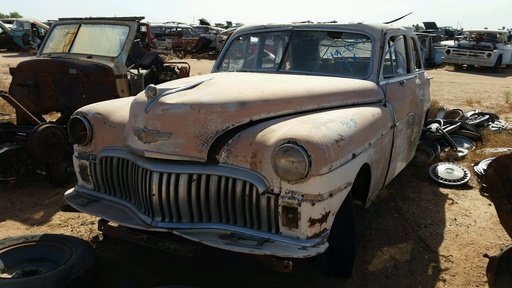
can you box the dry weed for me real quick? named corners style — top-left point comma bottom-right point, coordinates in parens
top-left (465, 97), bottom-right (482, 106)
top-left (504, 91), bottom-right (512, 103)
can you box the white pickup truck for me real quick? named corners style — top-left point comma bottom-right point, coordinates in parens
top-left (442, 29), bottom-right (512, 72)
top-left (65, 22), bottom-right (431, 277)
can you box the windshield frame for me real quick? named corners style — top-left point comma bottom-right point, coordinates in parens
top-left (40, 22), bottom-right (131, 57)
top-left (215, 27), bottom-right (374, 79)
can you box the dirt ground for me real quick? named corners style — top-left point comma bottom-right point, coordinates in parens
top-left (1, 51), bottom-right (512, 288)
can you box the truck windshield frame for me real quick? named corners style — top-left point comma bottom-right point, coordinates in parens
top-left (40, 23), bottom-right (130, 57)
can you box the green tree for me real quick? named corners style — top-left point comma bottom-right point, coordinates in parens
top-left (0, 12), bottom-right (23, 18)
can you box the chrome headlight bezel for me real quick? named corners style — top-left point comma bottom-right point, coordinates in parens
top-left (272, 142), bottom-right (311, 183)
top-left (68, 114), bottom-right (93, 146)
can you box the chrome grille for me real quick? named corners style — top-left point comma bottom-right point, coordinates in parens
top-left (450, 49), bottom-right (489, 58)
top-left (91, 155), bottom-right (279, 233)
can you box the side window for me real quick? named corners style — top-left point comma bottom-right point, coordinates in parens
top-left (411, 37), bottom-right (423, 70)
top-left (382, 35), bottom-right (408, 78)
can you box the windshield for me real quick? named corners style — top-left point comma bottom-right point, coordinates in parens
top-left (41, 23), bottom-right (130, 57)
top-left (217, 29), bottom-right (373, 78)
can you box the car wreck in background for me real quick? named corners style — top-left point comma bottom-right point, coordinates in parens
top-left (150, 22), bottom-right (201, 55)
top-left (416, 32), bottom-right (447, 67)
top-left (150, 21), bottom-right (229, 56)
top-left (442, 29), bottom-right (512, 72)
top-left (0, 16), bottom-right (190, 185)
top-left (64, 22), bottom-right (431, 277)
top-left (191, 24), bottom-right (226, 52)
top-left (422, 21), bottom-right (457, 40)
top-left (0, 18), bottom-right (48, 51)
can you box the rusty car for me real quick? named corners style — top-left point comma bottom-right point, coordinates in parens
top-left (0, 16), bottom-right (190, 185)
top-left (150, 22), bottom-right (200, 55)
top-left (64, 22), bottom-right (431, 277)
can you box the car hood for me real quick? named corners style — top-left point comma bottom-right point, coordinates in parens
top-left (423, 22), bottom-right (438, 31)
top-left (125, 72), bottom-right (383, 161)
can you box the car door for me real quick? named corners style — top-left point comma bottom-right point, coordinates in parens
top-left (0, 24), bottom-right (15, 50)
top-left (381, 31), bottom-right (427, 184)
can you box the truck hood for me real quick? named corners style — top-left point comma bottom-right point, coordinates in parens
top-left (126, 72), bottom-right (383, 161)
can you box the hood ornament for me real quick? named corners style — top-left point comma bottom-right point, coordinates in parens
top-left (133, 127), bottom-right (172, 144)
top-left (145, 84), bottom-right (158, 99)
top-left (144, 76), bottom-right (213, 113)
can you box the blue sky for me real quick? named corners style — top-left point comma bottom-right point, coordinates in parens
top-left (3, 0), bottom-right (511, 30)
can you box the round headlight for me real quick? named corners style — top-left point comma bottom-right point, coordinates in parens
top-left (68, 114), bottom-right (93, 145)
top-left (486, 52), bottom-right (493, 59)
top-left (445, 49), bottom-right (451, 55)
top-left (272, 143), bottom-right (311, 182)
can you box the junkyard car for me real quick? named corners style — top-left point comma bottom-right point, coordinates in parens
top-left (442, 29), bottom-right (512, 72)
top-left (65, 23), bottom-right (431, 277)
top-left (150, 22), bottom-right (200, 53)
top-left (191, 24), bottom-right (226, 50)
top-left (0, 18), bottom-right (48, 51)
top-left (0, 16), bottom-right (189, 185)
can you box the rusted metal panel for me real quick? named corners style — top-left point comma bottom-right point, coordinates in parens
top-left (123, 73), bottom-right (384, 162)
top-left (9, 58), bottom-right (118, 117)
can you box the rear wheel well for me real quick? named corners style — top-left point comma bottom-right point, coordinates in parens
top-left (351, 164), bottom-right (371, 206)
top-left (492, 54), bottom-right (503, 73)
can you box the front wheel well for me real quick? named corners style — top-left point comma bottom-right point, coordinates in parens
top-left (351, 164), bottom-right (371, 206)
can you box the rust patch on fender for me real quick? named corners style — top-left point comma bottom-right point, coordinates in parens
top-left (335, 134), bottom-right (345, 147)
top-left (308, 210), bottom-right (331, 227)
top-left (250, 149), bottom-right (259, 170)
top-left (280, 181), bottom-right (352, 204)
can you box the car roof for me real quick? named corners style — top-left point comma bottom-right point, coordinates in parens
top-left (464, 29), bottom-right (506, 34)
top-left (0, 18), bottom-right (49, 29)
top-left (152, 21), bottom-right (193, 28)
top-left (232, 22), bottom-right (406, 39)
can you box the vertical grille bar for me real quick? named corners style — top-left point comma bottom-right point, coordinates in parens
top-left (190, 174), bottom-right (201, 222)
top-left (227, 178), bottom-right (236, 225)
top-left (235, 179), bottom-right (245, 227)
top-left (112, 158), bottom-right (120, 198)
top-left (151, 172), bottom-right (162, 221)
top-left (220, 177), bottom-right (228, 223)
top-left (128, 161), bottom-right (137, 204)
top-left (170, 174), bottom-right (179, 221)
top-left (244, 184), bottom-right (254, 229)
top-left (209, 176), bottom-right (220, 222)
top-left (252, 186), bottom-right (260, 230)
top-left (178, 174), bottom-right (191, 222)
top-left (200, 174), bottom-right (210, 222)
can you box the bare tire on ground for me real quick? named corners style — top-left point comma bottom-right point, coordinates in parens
top-left (0, 234), bottom-right (97, 288)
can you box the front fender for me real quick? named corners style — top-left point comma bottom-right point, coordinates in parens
top-left (219, 105), bottom-right (394, 238)
top-left (219, 105), bottom-right (393, 181)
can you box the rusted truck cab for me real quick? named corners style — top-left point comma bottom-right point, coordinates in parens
top-left (1, 17), bottom-right (188, 185)
top-left (65, 23), bottom-right (431, 277)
